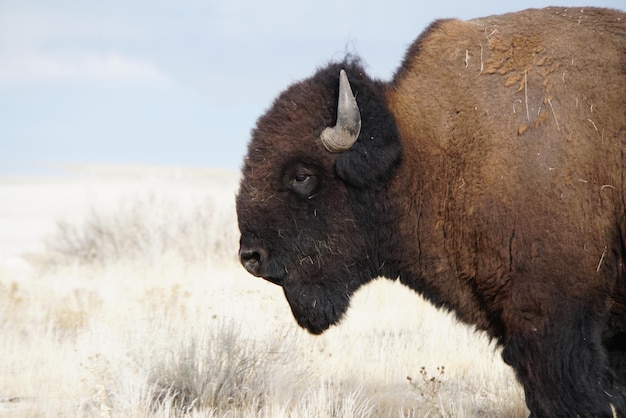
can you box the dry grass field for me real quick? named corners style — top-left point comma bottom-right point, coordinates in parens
top-left (0, 165), bottom-right (528, 417)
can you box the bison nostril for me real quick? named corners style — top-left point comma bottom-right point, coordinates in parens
top-left (239, 247), bottom-right (268, 276)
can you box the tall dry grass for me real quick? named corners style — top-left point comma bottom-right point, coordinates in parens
top-left (0, 177), bottom-right (527, 417)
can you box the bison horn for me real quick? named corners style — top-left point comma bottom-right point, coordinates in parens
top-left (320, 70), bottom-right (361, 153)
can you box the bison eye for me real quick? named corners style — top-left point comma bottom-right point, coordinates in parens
top-left (295, 173), bottom-right (309, 182)
top-left (284, 165), bottom-right (319, 198)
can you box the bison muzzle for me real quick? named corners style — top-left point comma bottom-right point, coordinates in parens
top-left (236, 7), bottom-right (626, 417)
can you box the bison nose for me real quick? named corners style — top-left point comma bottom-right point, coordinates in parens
top-left (239, 246), bottom-right (269, 277)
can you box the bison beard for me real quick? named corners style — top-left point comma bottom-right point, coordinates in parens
top-left (283, 279), bottom-right (352, 335)
top-left (236, 6), bottom-right (626, 418)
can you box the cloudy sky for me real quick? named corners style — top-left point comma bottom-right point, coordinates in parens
top-left (1, 0), bottom-right (623, 175)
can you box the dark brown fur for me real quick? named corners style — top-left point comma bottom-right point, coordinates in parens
top-left (237, 7), bottom-right (626, 417)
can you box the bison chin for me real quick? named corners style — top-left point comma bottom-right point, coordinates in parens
top-left (282, 282), bottom-right (352, 335)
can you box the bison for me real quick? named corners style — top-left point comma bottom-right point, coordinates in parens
top-left (236, 7), bottom-right (626, 417)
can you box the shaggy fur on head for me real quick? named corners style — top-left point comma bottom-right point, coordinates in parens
top-left (237, 59), bottom-right (402, 334)
top-left (237, 7), bottom-right (626, 417)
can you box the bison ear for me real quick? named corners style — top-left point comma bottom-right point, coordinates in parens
top-left (335, 105), bottom-right (402, 190)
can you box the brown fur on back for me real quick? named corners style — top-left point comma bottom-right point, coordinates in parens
top-left (386, 7), bottom-right (626, 335)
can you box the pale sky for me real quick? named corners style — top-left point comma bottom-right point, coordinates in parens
top-left (1, 0), bottom-right (623, 175)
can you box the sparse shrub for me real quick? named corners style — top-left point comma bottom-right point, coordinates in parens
top-left (53, 306), bottom-right (87, 337)
top-left (78, 320), bottom-right (289, 416)
top-left (0, 281), bottom-right (23, 327)
top-left (147, 320), bottom-right (282, 415)
top-left (52, 289), bottom-right (102, 339)
top-left (42, 192), bottom-right (238, 267)
top-left (407, 366), bottom-right (446, 398)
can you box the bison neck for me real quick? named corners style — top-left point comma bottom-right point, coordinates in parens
top-left (379, 152), bottom-right (505, 337)
top-left (381, 80), bottom-right (509, 337)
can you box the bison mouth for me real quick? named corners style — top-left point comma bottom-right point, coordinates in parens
top-left (282, 280), bottom-right (352, 335)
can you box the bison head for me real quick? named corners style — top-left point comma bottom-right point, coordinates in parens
top-left (236, 60), bottom-right (402, 334)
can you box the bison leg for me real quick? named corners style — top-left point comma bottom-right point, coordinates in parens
top-left (502, 306), bottom-right (626, 417)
